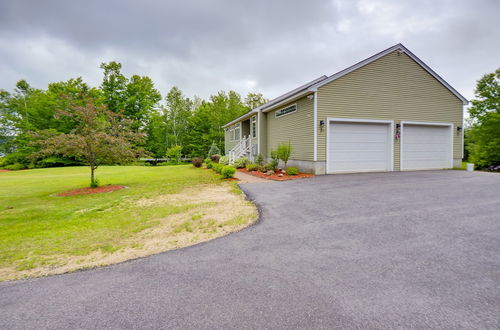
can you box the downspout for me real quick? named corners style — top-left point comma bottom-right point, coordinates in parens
top-left (313, 91), bottom-right (318, 162)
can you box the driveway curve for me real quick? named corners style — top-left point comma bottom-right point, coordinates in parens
top-left (1, 171), bottom-right (499, 329)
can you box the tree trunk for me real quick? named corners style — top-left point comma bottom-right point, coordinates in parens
top-left (90, 166), bottom-right (96, 187)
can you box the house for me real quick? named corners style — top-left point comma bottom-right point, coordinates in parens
top-left (223, 44), bottom-right (468, 174)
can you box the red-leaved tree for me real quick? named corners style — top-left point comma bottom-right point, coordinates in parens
top-left (32, 98), bottom-right (145, 187)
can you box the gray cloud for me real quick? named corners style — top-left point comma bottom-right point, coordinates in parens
top-left (0, 0), bottom-right (498, 101)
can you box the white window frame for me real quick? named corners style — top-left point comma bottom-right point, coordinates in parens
top-left (326, 117), bottom-right (394, 174)
top-left (251, 116), bottom-right (257, 138)
top-left (275, 103), bottom-right (297, 118)
top-left (234, 123), bottom-right (241, 141)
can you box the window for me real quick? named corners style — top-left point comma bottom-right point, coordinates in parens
top-left (275, 104), bottom-right (297, 118)
top-left (251, 116), bottom-right (257, 138)
top-left (234, 124), bottom-right (240, 140)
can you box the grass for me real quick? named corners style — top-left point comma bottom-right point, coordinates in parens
top-left (0, 165), bottom-right (257, 280)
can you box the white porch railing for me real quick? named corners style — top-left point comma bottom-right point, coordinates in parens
top-left (229, 136), bottom-right (251, 163)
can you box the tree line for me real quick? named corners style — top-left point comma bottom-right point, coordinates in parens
top-left (0, 62), bottom-right (267, 169)
top-left (465, 68), bottom-right (500, 169)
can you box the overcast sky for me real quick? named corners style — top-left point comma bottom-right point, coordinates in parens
top-left (0, 0), bottom-right (498, 102)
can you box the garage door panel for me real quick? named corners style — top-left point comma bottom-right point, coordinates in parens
top-left (402, 124), bottom-right (452, 170)
top-left (328, 121), bottom-right (391, 173)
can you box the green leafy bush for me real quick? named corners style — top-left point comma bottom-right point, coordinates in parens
top-left (221, 165), bottom-right (236, 178)
top-left (233, 157), bottom-right (249, 168)
top-left (256, 153), bottom-right (264, 166)
top-left (263, 163), bottom-right (274, 171)
top-left (246, 163), bottom-right (259, 171)
top-left (205, 160), bottom-right (213, 169)
top-left (286, 167), bottom-right (299, 175)
top-left (268, 150), bottom-right (279, 171)
top-left (219, 156), bottom-right (229, 165)
top-left (166, 145), bottom-right (182, 164)
top-left (4, 163), bottom-right (26, 171)
top-left (192, 157), bottom-right (202, 168)
top-left (213, 163), bottom-right (224, 174)
top-left (276, 142), bottom-right (292, 168)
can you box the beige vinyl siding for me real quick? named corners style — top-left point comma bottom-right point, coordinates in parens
top-left (266, 96), bottom-right (314, 161)
top-left (224, 123), bottom-right (239, 155)
top-left (317, 51), bottom-right (463, 170)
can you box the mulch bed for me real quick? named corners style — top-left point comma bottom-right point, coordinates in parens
top-left (0, 169), bottom-right (12, 172)
top-left (57, 185), bottom-right (126, 196)
top-left (238, 168), bottom-right (314, 181)
top-left (224, 177), bottom-right (240, 181)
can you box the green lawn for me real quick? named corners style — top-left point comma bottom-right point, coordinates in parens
top-left (0, 165), bottom-right (251, 279)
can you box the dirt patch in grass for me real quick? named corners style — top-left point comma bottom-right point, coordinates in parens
top-left (57, 185), bottom-right (126, 196)
top-left (238, 168), bottom-right (314, 181)
top-left (0, 169), bottom-right (12, 172)
top-left (0, 183), bottom-right (257, 281)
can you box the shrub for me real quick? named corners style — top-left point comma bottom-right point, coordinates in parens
top-left (208, 142), bottom-right (221, 157)
top-left (192, 157), bottom-right (202, 168)
top-left (233, 157), bottom-right (249, 168)
top-left (256, 153), bottom-right (264, 166)
top-left (276, 142), bottom-right (292, 168)
top-left (286, 167), bottom-right (299, 175)
top-left (4, 163), bottom-right (26, 171)
top-left (205, 160), bottom-right (213, 169)
top-left (262, 163), bottom-right (274, 171)
top-left (166, 145), bottom-right (182, 164)
top-left (219, 156), bottom-right (229, 165)
top-left (246, 163), bottom-right (259, 171)
top-left (210, 154), bottom-right (221, 163)
top-left (221, 165), bottom-right (236, 178)
top-left (213, 163), bottom-right (224, 174)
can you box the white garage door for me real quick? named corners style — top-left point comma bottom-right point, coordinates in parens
top-left (328, 121), bottom-right (392, 173)
top-left (401, 123), bottom-right (452, 170)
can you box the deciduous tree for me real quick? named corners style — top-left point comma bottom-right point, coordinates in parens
top-left (33, 98), bottom-right (145, 187)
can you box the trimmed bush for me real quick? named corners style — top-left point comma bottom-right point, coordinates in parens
top-left (233, 157), bottom-right (249, 168)
top-left (286, 167), bottom-right (299, 175)
top-left (246, 163), bottom-right (259, 171)
top-left (221, 165), bottom-right (236, 178)
top-left (213, 163), bottom-right (224, 174)
top-left (192, 157), bottom-right (202, 168)
top-left (4, 163), bottom-right (26, 171)
top-left (205, 160), bottom-right (214, 169)
top-left (210, 154), bottom-right (220, 163)
top-left (219, 156), bottom-right (229, 165)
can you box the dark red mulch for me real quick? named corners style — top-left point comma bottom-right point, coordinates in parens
top-left (57, 185), bottom-right (126, 196)
top-left (238, 168), bottom-right (314, 181)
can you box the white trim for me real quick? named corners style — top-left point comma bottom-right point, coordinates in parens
top-left (262, 90), bottom-right (313, 113)
top-left (257, 110), bottom-right (261, 154)
top-left (223, 110), bottom-right (257, 128)
top-left (251, 115), bottom-right (257, 138)
top-left (309, 44), bottom-right (468, 105)
top-left (274, 103), bottom-right (297, 118)
top-left (325, 117), bottom-right (394, 174)
top-left (400, 121), bottom-right (454, 171)
top-left (313, 91), bottom-right (318, 162)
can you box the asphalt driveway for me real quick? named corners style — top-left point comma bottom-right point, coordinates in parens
top-left (1, 171), bottom-right (499, 329)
